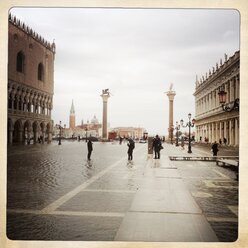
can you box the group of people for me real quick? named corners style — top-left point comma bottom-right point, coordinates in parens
top-left (86, 135), bottom-right (223, 163)
top-left (127, 135), bottom-right (164, 162)
top-left (86, 134), bottom-right (164, 162)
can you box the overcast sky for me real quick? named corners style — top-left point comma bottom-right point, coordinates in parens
top-left (10, 8), bottom-right (240, 135)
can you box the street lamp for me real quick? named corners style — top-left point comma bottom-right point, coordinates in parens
top-left (180, 113), bottom-right (195, 153)
top-left (218, 85), bottom-right (239, 112)
top-left (56, 121), bottom-right (63, 145)
top-left (175, 121), bottom-right (180, 147)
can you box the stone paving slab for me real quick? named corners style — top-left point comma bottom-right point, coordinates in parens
top-left (57, 191), bottom-right (134, 212)
top-left (130, 177), bottom-right (202, 214)
top-left (155, 168), bottom-right (181, 178)
top-left (114, 212), bottom-right (218, 242)
top-left (7, 213), bottom-right (122, 241)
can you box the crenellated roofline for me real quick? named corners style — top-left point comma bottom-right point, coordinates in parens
top-left (9, 13), bottom-right (56, 54)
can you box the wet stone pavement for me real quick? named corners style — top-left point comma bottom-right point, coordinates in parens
top-left (7, 141), bottom-right (238, 242)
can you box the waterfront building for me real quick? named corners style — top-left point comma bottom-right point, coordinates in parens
top-left (110, 127), bottom-right (145, 140)
top-left (194, 51), bottom-right (239, 146)
top-left (7, 14), bottom-right (56, 144)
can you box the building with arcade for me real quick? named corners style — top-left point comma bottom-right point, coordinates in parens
top-left (7, 14), bottom-right (56, 144)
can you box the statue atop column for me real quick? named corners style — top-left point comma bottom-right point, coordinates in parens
top-left (102, 88), bottom-right (110, 96)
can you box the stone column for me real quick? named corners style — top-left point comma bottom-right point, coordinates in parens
top-left (208, 94), bottom-right (211, 111)
top-left (101, 90), bottom-right (111, 140)
top-left (216, 90), bottom-right (219, 108)
top-left (236, 75), bottom-right (240, 99)
top-left (166, 89), bottom-right (176, 141)
top-left (226, 81), bottom-right (230, 103)
top-left (211, 122), bottom-right (215, 142)
top-left (219, 122), bottom-right (223, 141)
top-left (224, 121), bottom-right (227, 141)
top-left (215, 122), bottom-right (219, 142)
top-left (229, 119), bottom-right (233, 145)
top-left (235, 118), bottom-right (239, 146)
top-left (207, 124), bottom-right (211, 142)
top-left (210, 93), bottom-right (212, 110)
top-left (230, 78), bottom-right (234, 102)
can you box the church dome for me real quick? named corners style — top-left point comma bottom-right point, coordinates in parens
top-left (91, 115), bottom-right (99, 124)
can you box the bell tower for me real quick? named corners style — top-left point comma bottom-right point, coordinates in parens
top-left (69, 100), bottom-right (75, 129)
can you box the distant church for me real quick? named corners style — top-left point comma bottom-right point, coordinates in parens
top-left (57, 100), bottom-right (102, 139)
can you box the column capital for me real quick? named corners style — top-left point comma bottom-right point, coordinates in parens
top-left (101, 94), bottom-right (110, 102)
top-left (166, 90), bottom-right (176, 101)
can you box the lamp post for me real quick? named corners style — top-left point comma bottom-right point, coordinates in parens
top-left (180, 113), bottom-right (195, 153)
top-left (175, 121), bottom-right (180, 147)
top-left (218, 85), bottom-right (239, 112)
top-left (56, 121), bottom-right (63, 145)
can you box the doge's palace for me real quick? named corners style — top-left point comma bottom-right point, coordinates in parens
top-left (194, 51), bottom-right (239, 146)
top-left (8, 14), bottom-right (56, 144)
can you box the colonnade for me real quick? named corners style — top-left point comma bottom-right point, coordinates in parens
top-left (195, 118), bottom-right (239, 146)
top-left (196, 75), bottom-right (239, 116)
top-left (8, 81), bottom-right (53, 117)
top-left (8, 81), bottom-right (53, 144)
top-left (8, 118), bottom-right (53, 144)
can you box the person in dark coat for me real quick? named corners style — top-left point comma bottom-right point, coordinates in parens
top-left (127, 138), bottom-right (135, 161)
top-left (211, 141), bottom-right (219, 156)
top-left (87, 139), bottom-right (93, 161)
top-left (153, 135), bottom-right (162, 159)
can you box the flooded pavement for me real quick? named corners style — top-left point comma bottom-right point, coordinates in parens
top-left (7, 141), bottom-right (238, 241)
top-left (7, 141), bottom-right (146, 240)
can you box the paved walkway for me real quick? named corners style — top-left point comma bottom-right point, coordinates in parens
top-left (115, 151), bottom-right (219, 241)
top-left (7, 141), bottom-right (238, 241)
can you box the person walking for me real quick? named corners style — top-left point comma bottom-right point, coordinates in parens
top-left (87, 139), bottom-right (93, 161)
top-left (181, 136), bottom-right (185, 150)
top-left (127, 138), bottom-right (135, 161)
top-left (153, 135), bottom-right (162, 159)
top-left (211, 141), bottom-right (219, 156)
top-left (223, 137), bottom-right (227, 146)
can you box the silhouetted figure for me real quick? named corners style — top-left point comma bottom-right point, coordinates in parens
top-left (127, 138), bottom-right (135, 161)
top-left (223, 137), bottom-right (227, 145)
top-left (211, 141), bottom-right (219, 156)
top-left (181, 137), bottom-right (185, 149)
top-left (87, 139), bottom-right (93, 161)
top-left (219, 138), bottom-right (222, 145)
top-left (153, 135), bottom-right (162, 159)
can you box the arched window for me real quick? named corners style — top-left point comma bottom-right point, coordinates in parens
top-left (38, 63), bottom-right (44, 81)
top-left (16, 51), bottom-right (25, 73)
